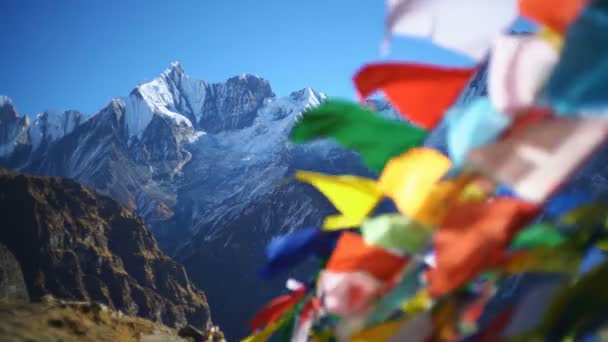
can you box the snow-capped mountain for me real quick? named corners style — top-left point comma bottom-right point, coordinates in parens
top-left (0, 62), bottom-right (378, 339)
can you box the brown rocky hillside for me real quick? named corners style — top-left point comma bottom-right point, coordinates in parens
top-left (0, 170), bottom-right (211, 329)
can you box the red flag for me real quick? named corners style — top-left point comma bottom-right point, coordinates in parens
top-left (353, 63), bottom-right (476, 129)
top-left (249, 287), bottom-right (306, 331)
top-left (519, 0), bottom-right (587, 34)
top-left (326, 232), bottom-right (408, 282)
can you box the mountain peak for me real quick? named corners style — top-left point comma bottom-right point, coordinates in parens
top-left (161, 61), bottom-right (185, 80)
top-left (0, 96), bottom-right (13, 108)
top-left (289, 87), bottom-right (325, 108)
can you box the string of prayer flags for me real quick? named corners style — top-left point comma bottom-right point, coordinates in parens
top-left (385, 0), bottom-right (518, 61)
top-left (354, 63), bottom-right (476, 129)
top-left (290, 100), bottom-right (427, 172)
top-left (246, 0), bottom-right (608, 339)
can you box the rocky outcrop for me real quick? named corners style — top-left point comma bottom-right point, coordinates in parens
top-left (0, 243), bottom-right (29, 302)
top-left (0, 170), bottom-right (211, 329)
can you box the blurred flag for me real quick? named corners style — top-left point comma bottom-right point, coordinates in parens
top-left (385, 0), bottom-right (518, 60)
top-left (468, 117), bottom-right (608, 203)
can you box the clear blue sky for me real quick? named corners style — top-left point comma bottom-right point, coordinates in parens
top-left (0, 0), bottom-right (532, 116)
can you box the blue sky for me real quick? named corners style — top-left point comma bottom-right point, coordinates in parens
top-left (0, 0), bottom-right (531, 115)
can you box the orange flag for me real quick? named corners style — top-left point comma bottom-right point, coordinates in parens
top-left (519, 0), bottom-right (587, 34)
top-left (427, 198), bottom-right (539, 297)
top-left (353, 63), bottom-right (476, 129)
top-left (249, 287), bottom-right (306, 331)
top-left (326, 232), bottom-right (409, 282)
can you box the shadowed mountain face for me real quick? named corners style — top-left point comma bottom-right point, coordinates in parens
top-left (0, 170), bottom-right (211, 330)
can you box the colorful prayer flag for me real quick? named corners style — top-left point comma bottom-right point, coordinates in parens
top-left (290, 100), bottom-right (427, 172)
top-left (468, 117), bottom-right (608, 203)
top-left (378, 148), bottom-right (452, 225)
top-left (385, 0), bottom-right (518, 60)
top-left (354, 63), bottom-right (475, 129)
top-left (295, 171), bottom-right (382, 230)
top-left (326, 232), bottom-right (409, 282)
top-left (488, 33), bottom-right (560, 114)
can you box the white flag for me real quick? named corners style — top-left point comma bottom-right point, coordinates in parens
top-left (386, 0), bottom-right (518, 61)
top-left (489, 33), bottom-right (560, 114)
top-left (468, 117), bottom-right (608, 203)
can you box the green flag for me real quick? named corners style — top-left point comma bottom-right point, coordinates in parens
top-left (290, 100), bottom-right (427, 172)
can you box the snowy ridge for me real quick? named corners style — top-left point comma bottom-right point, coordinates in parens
top-left (125, 62), bottom-right (198, 138)
top-left (0, 96), bottom-right (13, 107)
top-left (28, 109), bottom-right (89, 151)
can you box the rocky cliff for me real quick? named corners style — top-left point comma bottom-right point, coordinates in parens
top-left (0, 170), bottom-right (211, 329)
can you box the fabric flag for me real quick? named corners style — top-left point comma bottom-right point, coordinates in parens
top-left (385, 0), bottom-right (518, 60)
top-left (445, 97), bottom-right (511, 169)
top-left (361, 214), bottom-right (432, 254)
top-left (544, 5), bottom-right (608, 115)
top-left (354, 63), bottom-right (476, 129)
top-left (294, 171), bottom-right (382, 230)
top-left (519, 0), bottom-right (587, 34)
top-left (510, 223), bottom-right (565, 249)
top-left (427, 198), bottom-right (539, 297)
top-left (326, 232), bottom-right (409, 282)
top-left (259, 227), bottom-right (340, 278)
top-left (249, 287), bottom-right (306, 331)
top-left (378, 148), bottom-right (452, 225)
top-left (415, 175), bottom-right (479, 226)
top-left (468, 117), bottom-right (608, 203)
top-left (499, 107), bottom-right (553, 140)
top-left (317, 270), bottom-right (382, 317)
top-left (488, 33), bottom-right (560, 114)
top-left (290, 100), bottom-right (427, 172)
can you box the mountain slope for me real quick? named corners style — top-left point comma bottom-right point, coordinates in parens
top-left (0, 170), bottom-right (211, 329)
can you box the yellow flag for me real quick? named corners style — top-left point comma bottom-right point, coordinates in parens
top-left (295, 171), bottom-right (382, 230)
top-left (378, 148), bottom-right (452, 225)
top-left (414, 174), bottom-right (474, 226)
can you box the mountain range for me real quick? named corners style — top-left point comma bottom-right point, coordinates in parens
top-left (0, 63), bottom-right (377, 339)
